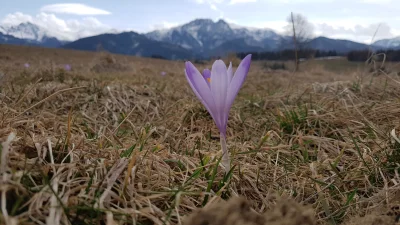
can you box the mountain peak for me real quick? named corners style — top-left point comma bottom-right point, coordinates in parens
top-left (0, 22), bottom-right (68, 47)
top-left (186, 18), bottom-right (229, 27)
top-left (4, 22), bottom-right (44, 41)
top-left (19, 22), bottom-right (38, 27)
top-left (190, 18), bottom-right (214, 24)
top-left (145, 18), bottom-right (281, 55)
top-left (216, 19), bottom-right (228, 24)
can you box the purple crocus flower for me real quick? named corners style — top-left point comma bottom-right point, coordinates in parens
top-left (161, 71), bottom-right (166, 76)
top-left (184, 54), bottom-right (252, 172)
top-left (24, 63), bottom-right (30, 68)
top-left (64, 64), bottom-right (71, 71)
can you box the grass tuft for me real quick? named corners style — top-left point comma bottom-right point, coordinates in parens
top-left (1, 45), bottom-right (400, 224)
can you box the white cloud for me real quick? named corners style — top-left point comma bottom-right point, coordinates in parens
top-left (224, 17), bottom-right (239, 24)
top-left (392, 28), bottom-right (400, 36)
top-left (314, 22), bottom-right (396, 43)
top-left (1, 12), bottom-right (32, 25)
top-left (191, 0), bottom-right (225, 19)
top-left (246, 16), bottom-right (398, 43)
top-left (40, 3), bottom-right (111, 16)
top-left (1, 12), bottom-right (114, 41)
top-left (247, 20), bottom-right (287, 33)
top-left (315, 23), bottom-right (391, 36)
top-left (229, 0), bottom-right (257, 4)
top-left (150, 21), bottom-right (180, 30)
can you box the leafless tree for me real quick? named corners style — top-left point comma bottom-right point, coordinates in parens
top-left (283, 12), bottom-right (314, 71)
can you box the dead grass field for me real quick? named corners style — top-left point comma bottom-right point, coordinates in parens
top-left (1, 44), bottom-right (400, 225)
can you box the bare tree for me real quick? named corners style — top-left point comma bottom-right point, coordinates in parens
top-left (283, 12), bottom-right (314, 71)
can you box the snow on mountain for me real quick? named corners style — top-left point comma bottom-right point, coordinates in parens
top-left (233, 27), bottom-right (280, 41)
top-left (0, 22), bottom-right (70, 47)
top-left (373, 37), bottom-right (400, 49)
top-left (0, 21), bottom-right (118, 43)
top-left (228, 22), bottom-right (279, 41)
top-left (1, 22), bottom-right (46, 41)
top-left (145, 18), bottom-right (282, 55)
top-left (146, 19), bottom-right (230, 52)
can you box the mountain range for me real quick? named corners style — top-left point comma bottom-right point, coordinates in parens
top-left (62, 31), bottom-right (197, 59)
top-left (0, 22), bottom-right (69, 48)
top-left (1, 19), bottom-right (399, 60)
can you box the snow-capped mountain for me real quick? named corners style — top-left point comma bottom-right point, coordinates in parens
top-left (2, 22), bottom-right (44, 41)
top-left (2, 18), bottom-right (396, 60)
top-left (145, 19), bottom-right (282, 56)
top-left (373, 37), bottom-right (400, 49)
top-left (229, 23), bottom-right (280, 41)
top-left (0, 32), bottom-right (37, 45)
top-left (0, 22), bottom-right (69, 48)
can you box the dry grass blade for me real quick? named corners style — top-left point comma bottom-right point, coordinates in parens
top-left (1, 45), bottom-right (400, 225)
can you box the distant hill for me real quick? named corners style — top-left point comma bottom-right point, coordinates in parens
top-left (373, 37), bottom-right (400, 50)
top-left (308, 36), bottom-right (370, 53)
top-left (62, 31), bottom-right (197, 60)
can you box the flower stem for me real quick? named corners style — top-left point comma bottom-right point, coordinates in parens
top-left (220, 133), bottom-right (230, 173)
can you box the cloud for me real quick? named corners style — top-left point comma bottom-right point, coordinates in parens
top-left (315, 22), bottom-right (396, 43)
top-left (1, 12), bottom-right (32, 25)
top-left (40, 3), bottom-right (111, 16)
top-left (229, 0), bottom-right (257, 4)
top-left (150, 21), bottom-right (180, 30)
top-left (224, 18), bottom-right (239, 24)
top-left (246, 16), bottom-right (397, 43)
top-left (1, 12), bottom-right (114, 41)
top-left (316, 23), bottom-right (392, 37)
top-left (246, 20), bottom-right (287, 33)
top-left (192, 0), bottom-right (225, 19)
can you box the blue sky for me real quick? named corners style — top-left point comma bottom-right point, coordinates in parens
top-left (1, 0), bottom-right (399, 42)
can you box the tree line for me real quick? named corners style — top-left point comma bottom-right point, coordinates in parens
top-left (346, 49), bottom-right (400, 62)
top-left (239, 11), bottom-right (400, 63)
top-left (237, 48), bottom-right (400, 62)
top-left (236, 49), bottom-right (339, 61)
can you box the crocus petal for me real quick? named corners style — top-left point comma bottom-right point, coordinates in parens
top-left (227, 62), bottom-right (233, 84)
top-left (185, 62), bottom-right (219, 126)
top-left (210, 60), bottom-right (229, 135)
top-left (224, 54), bottom-right (252, 125)
top-left (203, 69), bottom-right (211, 87)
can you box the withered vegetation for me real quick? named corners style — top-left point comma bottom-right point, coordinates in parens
top-left (1, 44), bottom-right (400, 225)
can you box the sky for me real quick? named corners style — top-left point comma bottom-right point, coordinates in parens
top-left (0, 0), bottom-right (400, 43)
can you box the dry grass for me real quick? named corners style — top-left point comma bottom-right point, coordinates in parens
top-left (1, 44), bottom-right (400, 225)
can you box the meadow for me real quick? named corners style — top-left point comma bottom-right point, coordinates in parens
top-left (1, 44), bottom-right (400, 225)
